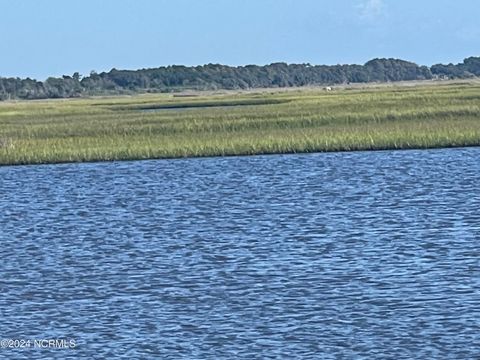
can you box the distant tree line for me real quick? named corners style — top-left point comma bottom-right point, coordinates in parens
top-left (1, 57), bottom-right (479, 100)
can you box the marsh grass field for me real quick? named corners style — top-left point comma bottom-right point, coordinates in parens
top-left (1, 82), bottom-right (480, 165)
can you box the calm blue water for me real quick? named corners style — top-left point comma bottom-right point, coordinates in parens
top-left (0, 148), bottom-right (479, 359)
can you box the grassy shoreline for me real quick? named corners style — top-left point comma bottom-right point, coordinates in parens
top-left (1, 82), bottom-right (480, 166)
top-left (1, 144), bottom-right (479, 169)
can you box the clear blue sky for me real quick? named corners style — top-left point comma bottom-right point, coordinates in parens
top-left (1, 0), bottom-right (479, 80)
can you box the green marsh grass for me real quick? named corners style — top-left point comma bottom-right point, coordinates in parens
top-left (1, 83), bottom-right (479, 165)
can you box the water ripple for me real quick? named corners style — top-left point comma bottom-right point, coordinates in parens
top-left (0, 148), bottom-right (479, 359)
